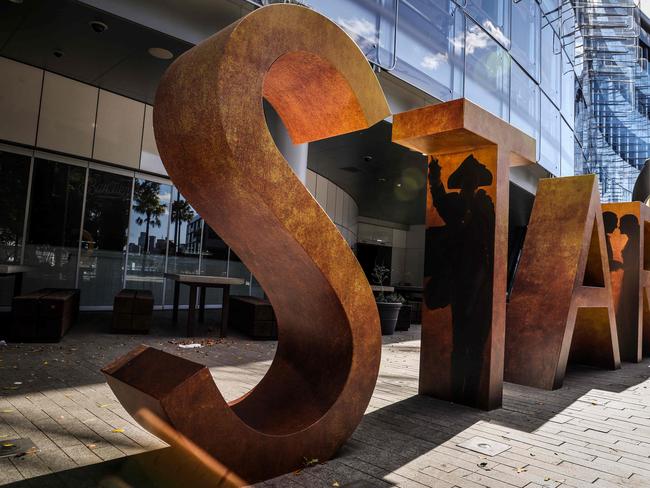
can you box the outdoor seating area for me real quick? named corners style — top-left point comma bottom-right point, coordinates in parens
top-left (4, 0), bottom-right (650, 486)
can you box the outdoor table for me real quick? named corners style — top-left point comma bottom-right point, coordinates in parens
top-left (0, 265), bottom-right (32, 297)
top-left (164, 273), bottom-right (246, 338)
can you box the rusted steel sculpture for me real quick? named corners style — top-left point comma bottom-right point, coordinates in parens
top-left (506, 175), bottom-right (620, 390)
top-left (602, 202), bottom-right (650, 362)
top-left (102, 4), bottom-right (388, 483)
top-left (392, 99), bottom-right (536, 410)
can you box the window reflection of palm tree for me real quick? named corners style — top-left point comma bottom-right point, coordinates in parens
top-left (133, 181), bottom-right (167, 273)
top-left (171, 198), bottom-right (195, 255)
top-left (425, 154), bottom-right (495, 406)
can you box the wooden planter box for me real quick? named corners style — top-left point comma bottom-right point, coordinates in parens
top-left (11, 288), bottom-right (80, 342)
top-left (112, 289), bottom-right (154, 334)
top-left (229, 296), bottom-right (277, 339)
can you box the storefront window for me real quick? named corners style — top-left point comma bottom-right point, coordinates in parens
top-left (125, 178), bottom-right (172, 304)
top-left (164, 188), bottom-right (200, 307)
top-left (228, 250), bottom-right (252, 297)
top-left (510, 61), bottom-right (540, 142)
top-left (0, 150), bottom-right (31, 306)
top-left (0, 150), bottom-right (30, 265)
top-left (199, 222), bottom-right (229, 305)
top-left (510, 0), bottom-right (540, 81)
top-left (465, 17), bottom-right (510, 121)
top-left (23, 158), bottom-right (85, 293)
top-left (79, 168), bottom-right (132, 307)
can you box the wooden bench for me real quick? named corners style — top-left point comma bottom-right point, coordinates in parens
top-left (11, 288), bottom-right (80, 342)
top-left (112, 289), bottom-right (154, 334)
top-left (229, 296), bottom-right (277, 339)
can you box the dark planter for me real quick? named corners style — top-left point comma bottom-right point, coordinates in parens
top-left (396, 304), bottom-right (412, 331)
top-left (376, 302), bottom-right (402, 335)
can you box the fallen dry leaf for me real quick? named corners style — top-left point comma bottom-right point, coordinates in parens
top-left (111, 428), bottom-right (125, 433)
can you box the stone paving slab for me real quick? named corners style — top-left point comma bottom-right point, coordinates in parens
top-left (1, 311), bottom-right (650, 487)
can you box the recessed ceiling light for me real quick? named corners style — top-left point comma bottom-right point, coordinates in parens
top-left (52, 49), bottom-right (64, 58)
top-left (377, 177), bottom-right (387, 182)
top-left (89, 20), bottom-right (108, 33)
top-left (8, 0), bottom-right (23, 4)
top-left (148, 47), bottom-right (174, 60)
top-left (363, 155), bottom-right (373, 162)
top-left (396, 182), bottom-right (402, 187)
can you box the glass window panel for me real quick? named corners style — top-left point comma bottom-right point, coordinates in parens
top-left (541, 21), bottom-right (561, 107)
top-left (0, 150), bottom-right (31, 306)
top-left (465, 17), bottom-right (510, 121)
top-left (23, 158), bottom-right (85, 293)
top-left (228, 250), bottom-right (252, 297)
top-left (510, 0), bottom-right (540, 80)
top-left (0, 150), bottom-right (30, 265)
top-left (199, 223), bottom-right (229, 306)
top-left (125, 179), bottom-right (172, 305)
top-left (250, 275), bottom-right (264, 299)
top-left (561, 119), bottom-right (575, 177)
top-left (561, 50), bottom-right (575, 128)
top-left (79, 169), bottom-right (132, 307)
top-left (540, 93), bottom-right (561, 175)
top-left (164, 187), bottom-right (200, 307)
top-left (393, 0), bottom-right (457, 100)
top-left (465, 0), bottom-right (510, 49)
top-left (307, 0), bottom-right (397, 68)
top-left (510, 61), bottom-right (540, 142)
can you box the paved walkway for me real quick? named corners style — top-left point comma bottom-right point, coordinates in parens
top-left (1, 311), bottom-right (650, 487)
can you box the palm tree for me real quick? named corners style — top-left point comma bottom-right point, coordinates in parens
top-left (170, 198), bottom-right (195, 254)
top-left (133, 181), bottom-right (167, 255)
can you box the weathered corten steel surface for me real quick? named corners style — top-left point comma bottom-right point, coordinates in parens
top-left (506, 175), bottom-right (620, 390)
top-left (602, 202), bottom-right (650, 362)
top-left (392, 99), bottom-right (536, 411)
top-left (102, 4), bottom-right (388, 484)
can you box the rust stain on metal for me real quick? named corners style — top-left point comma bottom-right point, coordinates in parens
top-left (102, 4), bottom-right (388, 484)
top-left (602, 202), bottom-right (650, 362)
top-left (392, 99), bottom-right (535, 410)
top-left (506, 175), bottom-right (620, 390)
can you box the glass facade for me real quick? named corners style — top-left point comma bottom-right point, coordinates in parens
top-left (290, 0), bottom-right (576, 174)
top-left (0, 149), bottom-right (254, 310)
top-left (573, 0), bottom-right (650, 202)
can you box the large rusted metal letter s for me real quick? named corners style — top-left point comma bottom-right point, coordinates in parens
top-left (102, 4), bottom-right (389, 484)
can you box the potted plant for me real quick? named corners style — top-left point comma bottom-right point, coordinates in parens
top-left (372, 264), bottom-right (404, 335)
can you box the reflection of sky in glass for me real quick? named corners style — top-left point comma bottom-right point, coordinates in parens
top-left (510, 62), bottom-right (539, 140)
top-left (395, 0), bottom-right (454, 99)
top-left (465, 19), bottom-right (510, 120)
top-left (128, 180), bottom-right (172, 248)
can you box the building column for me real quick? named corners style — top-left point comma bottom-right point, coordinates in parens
top-left (264, 101), bottom-right (308, 184)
